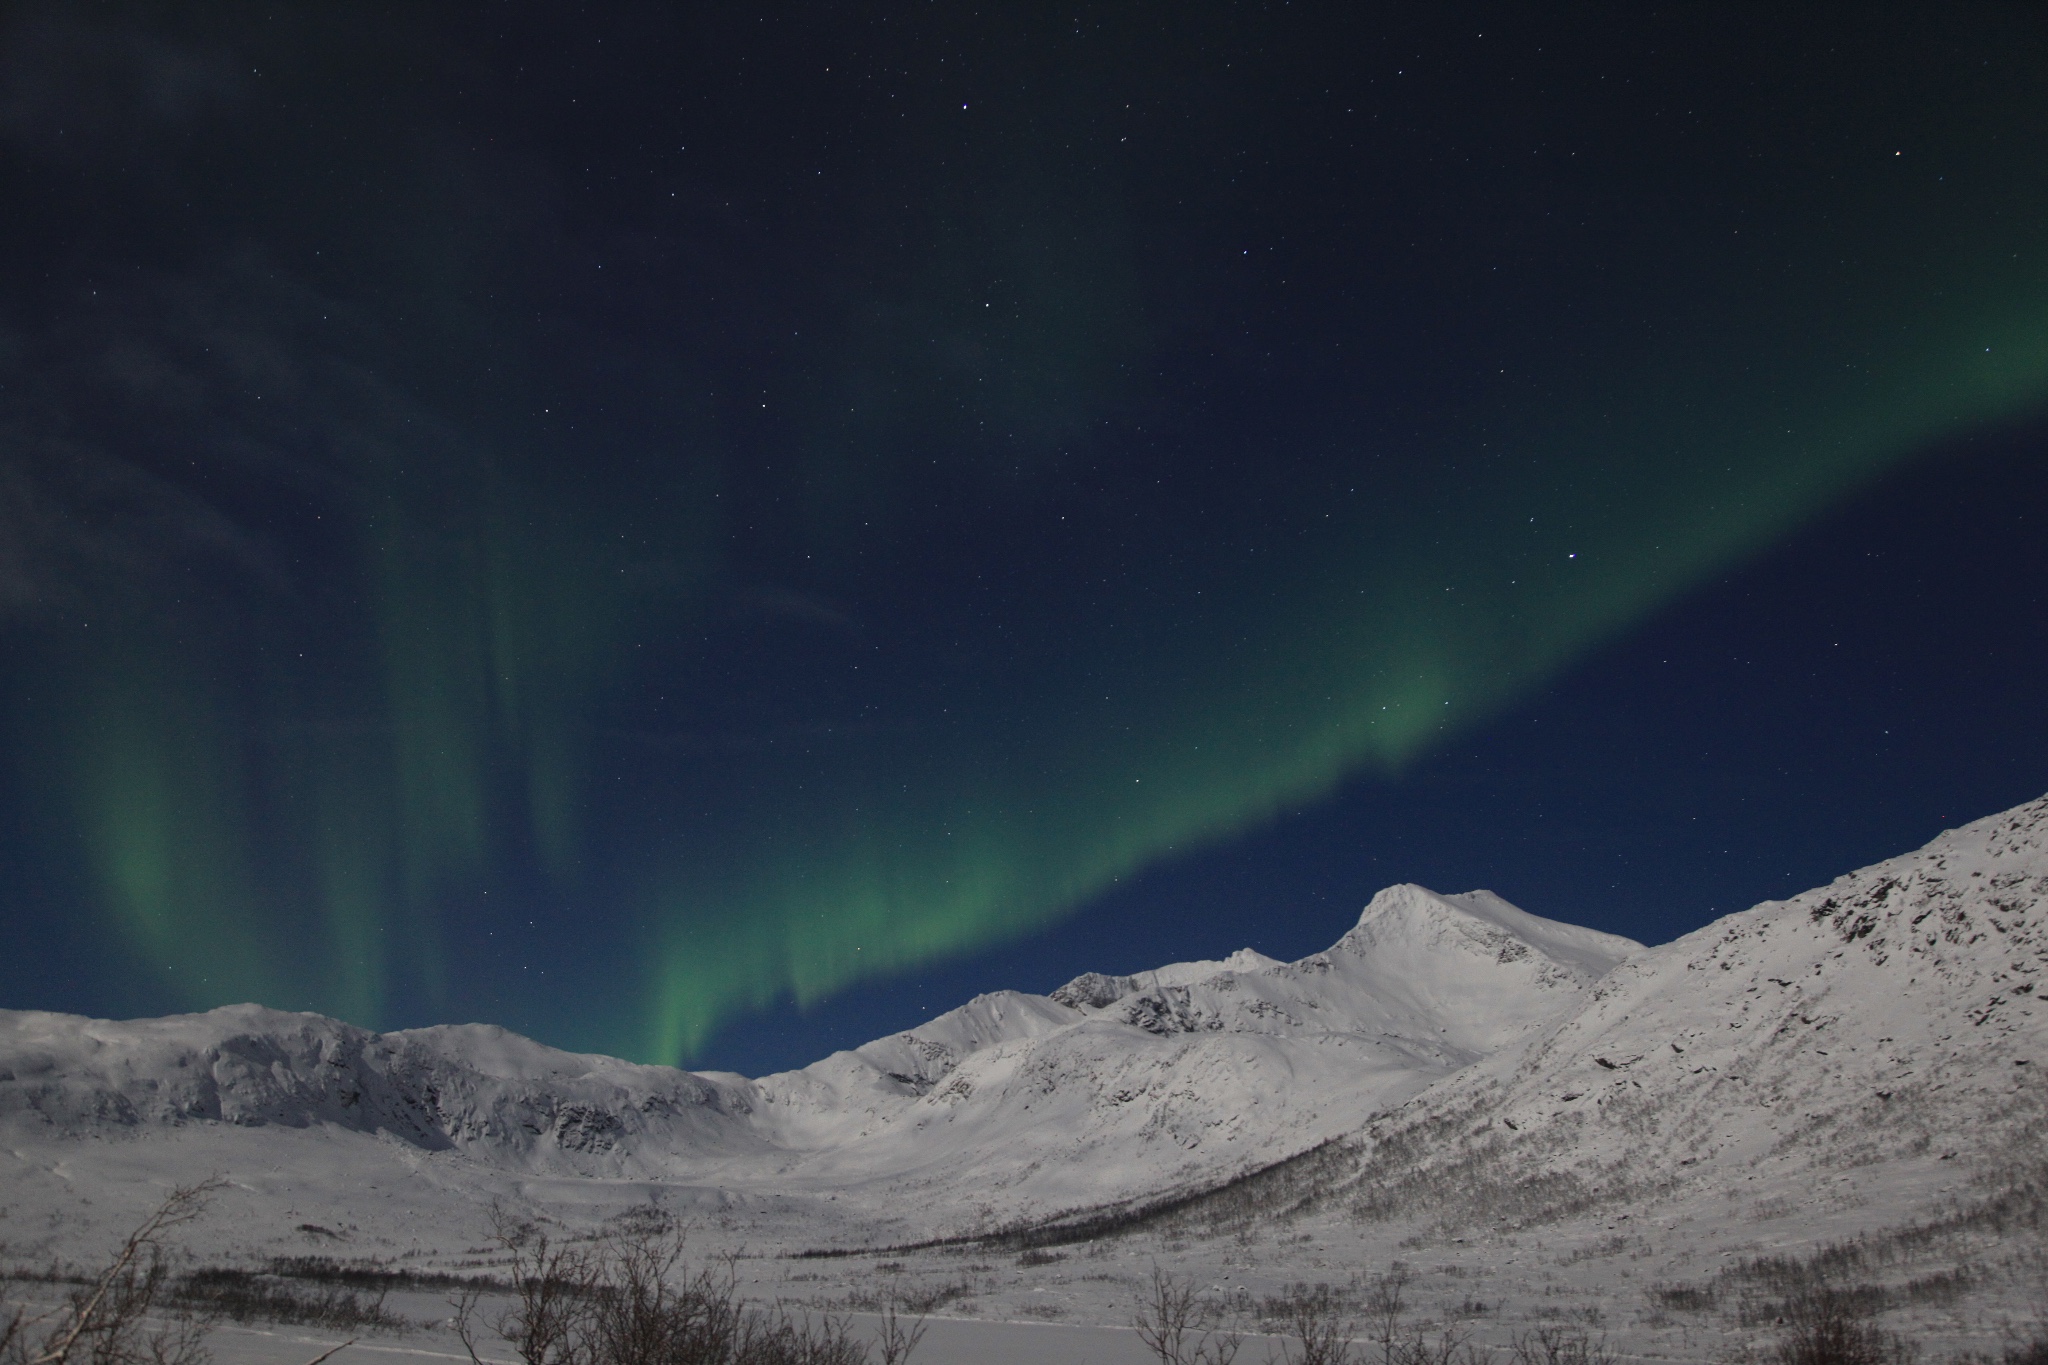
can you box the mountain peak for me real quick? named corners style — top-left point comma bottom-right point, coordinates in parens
top-left (1344, 883), bottom-right (1640, 979)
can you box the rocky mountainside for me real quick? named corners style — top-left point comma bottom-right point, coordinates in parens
top-left (0, 1008), bottom-right (776, 1175)
top-left (1152, 794), bottom-right (2048, 1245)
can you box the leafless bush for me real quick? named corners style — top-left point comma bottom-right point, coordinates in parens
top-left (883, 1282), bottom-right (970, 1316)
top-left (1361, 1266), bottom-right (1410, 1365)
top-left (1650, 1284), bottom-right (1717, 1314)
top-left (978, 1137), bottom-right (1364, 1248)
top-left (454, 1217), bottom-right (600, 1365)
top-left (2, 1181), bottom-right (222, 1365)
top-left (1268, 1284), bottom-right (1353, 1365)
top-left (452, 1215), bottom-right (917, 1365)
top-left (2, 1183), bottom-right (371, 1365)
top-left (870, 1302), bottom-right (924, 1365)
top-left (1741, 1284), bottom-right (1889, 1333)
top-left (1392, 1328), bottom-right (1483, 1365)
top-left (262, 1258), bottom-right (497, 1294)
top-left (1768, 1288), bottom-right (1914, 1365)
top-left (1134, 1266), bottom-right (1240, 1365)
top-left (1508, 1325), bottom-right (1613, 1365)
top-left (172, 1270), bottom-right (402, 1333)
top-left (1898, 1270), bottom-right (1972, 1308)
top-left (1333, 1267), bottom-right (1483, 1365)
top-left (735, 1311), bottom-right (867, 1365)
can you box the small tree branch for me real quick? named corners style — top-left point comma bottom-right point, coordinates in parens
top-left (298, 1339), bottom-right (356, 1365)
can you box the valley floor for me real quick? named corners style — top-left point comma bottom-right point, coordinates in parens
top-left (5, 1125), bottom-right (2042, 1365)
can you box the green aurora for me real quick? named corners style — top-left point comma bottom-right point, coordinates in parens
top-left (633, 310), bottom-right (2048, 1061)
top-left (29, 268), bottom-right (2043, 1064)
top-left (2, 3), bottom-right (2045, 1064)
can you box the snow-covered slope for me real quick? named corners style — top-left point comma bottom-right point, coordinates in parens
top-left (1275, 796), bottom-right (2048, 1237)
top-left (718, 885), bottom-right (1639, 1220)
top-left (0, 1007), bottom-right (772, 1175)
top-left (0, 885), bottom-right (1635, 1232)
top-left (7, 799), bottom-right (2046, 1358)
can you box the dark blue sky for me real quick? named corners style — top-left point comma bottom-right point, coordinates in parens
top-left (0, 1), bottom-right (2043, 1071)
top-left (695, 418), bottom-right (2048, 1074)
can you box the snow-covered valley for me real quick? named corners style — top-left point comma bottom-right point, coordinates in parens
top-left (3, 798), bottom-right (2045, 1361)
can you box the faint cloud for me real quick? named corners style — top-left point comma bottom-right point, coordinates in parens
top-left (0, 252), bottom-right (461, 625)
top-left (0, 6), bottom-right (245, 169)
top-left (0, 426), bottom-right (278, 620)
top-left (734, 583), bottom-right (863, 635)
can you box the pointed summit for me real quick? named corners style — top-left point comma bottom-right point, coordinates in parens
top-left (1341, 883), bottom-right (1640, 979)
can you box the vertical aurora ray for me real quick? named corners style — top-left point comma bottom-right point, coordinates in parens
top-left (354, 468), bottom-right (681, 1007)
top-left (63, 652), bottom-right (277, 1008)
top-left (304, 746), bottom-right (395, 1027)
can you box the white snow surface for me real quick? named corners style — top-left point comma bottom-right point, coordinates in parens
top-left (3, 799), bottom-right (2045, 1360)
top-left (1344, 791), bottom-right (2048, 1193)
top-left (0, 883), bottom-right (1632, 1234)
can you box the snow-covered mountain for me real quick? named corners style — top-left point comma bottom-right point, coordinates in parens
top-left (0, 883), bottom-right (1635, 1237)
top-left (0, 1009), bottom-right (777, 1173)
top-left (1165, 794), bottom-right (2048, 1245)
top-left (6, 797), bottom-right (2044, 1357)
top-left (731, 886), bottom-right (1638, 1215)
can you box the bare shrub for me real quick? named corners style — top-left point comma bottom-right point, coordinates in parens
top-left (262, 1258), bottom-right (496, 1294)
top-left (1741, 1284), bottom-right (1890, 1333)
top-left (1650, 1284), bottom-right (1716, 1314)
top-left (452, 1216), bottom-right (918, 1365)
top-left (1508, 1325), bottom-right (1613, 1365)
top-left (454, 1217), bottom-right (601, 1365)
top-left (975, 1137), bottom-right (1364, 1248)
top-left (1134, 1266), bottom-right (1240, 1365)
top-left (2, 1183), bottom-right (381, 1365)
top-left (870, 1302), bottom-right (924, 1365)
top-left (3, 1181), bottom-right (223, 1365)
top-left (1898, 1269), bottom-right (1972, 1308)
top-left (886, 1281), bottom-right (969, 1316)
top-left (1361, 1266), bottom-right (1410, 1365)
top-left (1769, 1289), bottom-right (1913, 1365)
top-left (735, 1311), bottom-right (866, 1365)
top-left (1393, 1327), bottom-right (1483, 1365)
top-left (1269, 1284), bottom-right (1353, 1365)
top-left (173, 1270), bottom-right (402, 1332)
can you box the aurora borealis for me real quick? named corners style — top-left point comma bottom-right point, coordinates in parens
top-left (3, 3), bottom-right (2047, 1070)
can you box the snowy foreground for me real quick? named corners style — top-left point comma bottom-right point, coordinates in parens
top-left (3, 797), bottom-right (2045, 1361)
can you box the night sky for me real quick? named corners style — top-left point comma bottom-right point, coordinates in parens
top-left (2, 2), bottom-right (2044, 1076)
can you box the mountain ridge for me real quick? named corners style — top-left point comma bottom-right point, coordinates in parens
top-left (1128, 794), bottom-right (2048, 1246)
top-left (4, 799), bottom-right (2044, 1357)
top-left (0, 882), bottom-right (1636, 1223)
